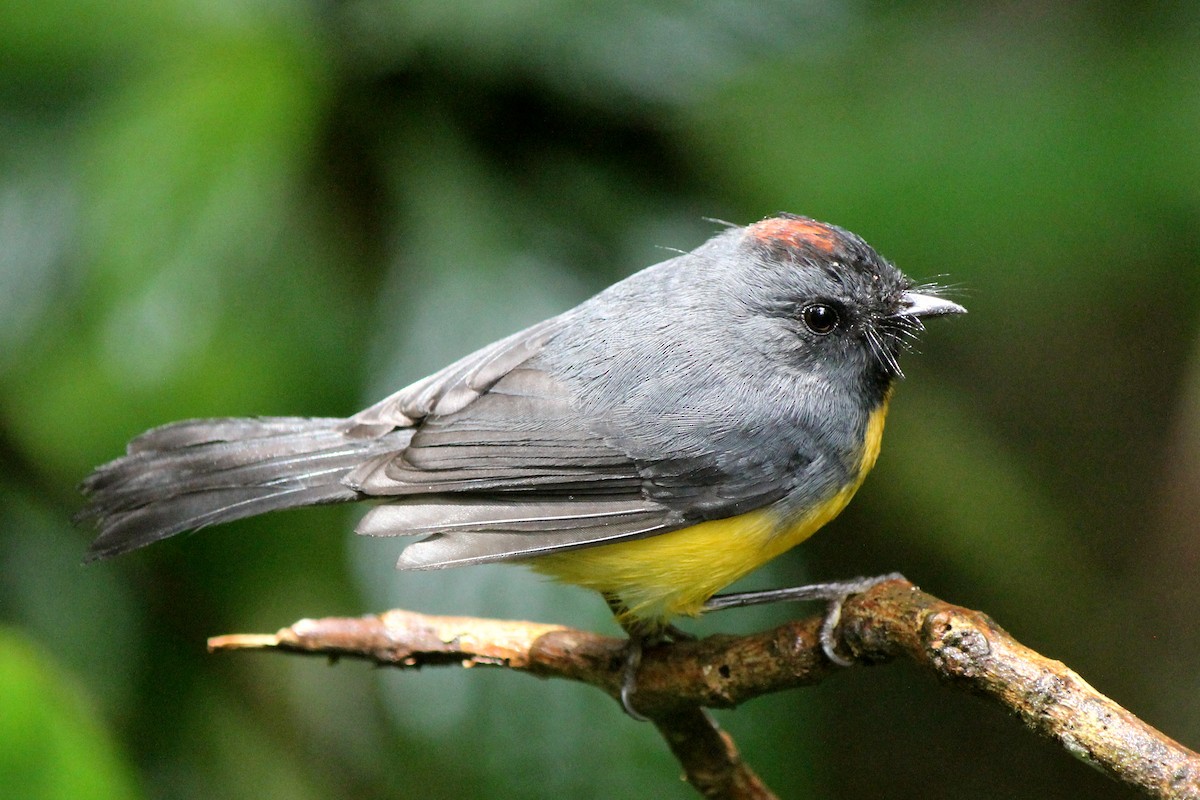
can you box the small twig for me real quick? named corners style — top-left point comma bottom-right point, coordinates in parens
top-left (209, 579), bottom-right (1200, 800)
top-left (652, 708), bottom-right (775, 799)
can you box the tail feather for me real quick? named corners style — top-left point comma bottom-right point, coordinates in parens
top-left (125, 417), bottom-right (344, 453)
top-left (81, 418), bottom-right (350, 495)
top-left (77, 417), bottom-right (411, 561)
top-left (82, 434), bottom-right (369, 514)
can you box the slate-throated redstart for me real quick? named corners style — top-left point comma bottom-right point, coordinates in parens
top-left (78, 213), bottom-right (964, 717)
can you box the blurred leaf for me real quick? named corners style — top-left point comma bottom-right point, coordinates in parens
top-left (875, 382), bottom-right (1100, 611)
top-left (0, 485), bottom-right (143, 717)
top-left (3, 11), bottom-right (342, 479)
top-left (0, 629), bottom-right (140, 800)
top-left (0, 0), bottom-right (179, 79)
top-left (0, 132), bottom-right (77, 373)
top-left (80, 23), bottom-right (324, 302)
top-left (149, 679), bottom-right (332, 800)
top-left (338, 0), bottom-right (854, 107)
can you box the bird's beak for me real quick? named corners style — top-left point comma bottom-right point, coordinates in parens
top-left (898, 291), bottom-right (966, 319)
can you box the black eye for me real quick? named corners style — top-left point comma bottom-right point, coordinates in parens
top-left (802, 303), bottom-right (840, 335)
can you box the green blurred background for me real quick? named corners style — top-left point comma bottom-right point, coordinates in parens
top-left (2, 2), bottom-right (1198, 798)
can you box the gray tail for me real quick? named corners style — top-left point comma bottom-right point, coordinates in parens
top-left (77, 416), bottom-right (407, 561)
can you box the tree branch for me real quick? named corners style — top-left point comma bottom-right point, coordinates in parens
top-left (208, 578), bottom-right (1200, 799)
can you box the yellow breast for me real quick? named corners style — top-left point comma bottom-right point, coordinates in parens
top-left (531, 396), bottom-right (891, 626)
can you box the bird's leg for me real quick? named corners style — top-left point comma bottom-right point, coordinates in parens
top-left (603, 593), bottom-right (693, 721)
top-left (603, 593), bottom-right (650, 720)
top-left (702, 572), bottom-right (905, 666)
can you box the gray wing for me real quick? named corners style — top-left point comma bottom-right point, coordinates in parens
top-left (344, 301), bottom-right (809, 570)
top-left (348, 317), bottom-right (564, 430)
top-left (344, 320), bottom-right (686, 568)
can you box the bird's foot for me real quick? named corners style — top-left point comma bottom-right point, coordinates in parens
top-left (702, 572), bottom-right (905, 665)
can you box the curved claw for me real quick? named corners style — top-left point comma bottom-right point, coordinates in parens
top-left (619, 638), bottom-right (649, 721)
top-left (605, 591), bottom-right (693, 721)
top-left (818, 593), bottom-right (855, 667)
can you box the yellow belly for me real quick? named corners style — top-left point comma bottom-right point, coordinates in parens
top-left (531, 398), bottom-right (890, 626)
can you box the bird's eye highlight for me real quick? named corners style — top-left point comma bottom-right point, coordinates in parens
top-left (802, 303), bottom-right (840, 335)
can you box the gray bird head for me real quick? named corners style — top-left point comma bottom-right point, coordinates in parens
top-left (735, 214), bottom-right (965, 395)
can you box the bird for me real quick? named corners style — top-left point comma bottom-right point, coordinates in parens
top-left (77, 213), bottom-right (964, 717)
